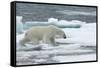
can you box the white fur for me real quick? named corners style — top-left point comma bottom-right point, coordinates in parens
top-left (20, 25), bottom-right (65, 46)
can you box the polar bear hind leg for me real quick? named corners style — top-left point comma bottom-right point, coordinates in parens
top-left (31, 39), bottom-right (40, 45)
top-left (19, 37), bottom-right (30, 46)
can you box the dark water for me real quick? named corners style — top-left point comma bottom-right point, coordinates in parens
top-left (16, 3), bottom-right (97, 23)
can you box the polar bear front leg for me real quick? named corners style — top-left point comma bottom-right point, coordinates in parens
top-left (43, 36), bottom-right (57, 46)
top-left (49, 38), bottom-right (58, 46)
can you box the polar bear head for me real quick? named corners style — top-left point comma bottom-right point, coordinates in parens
top-left (48, 25), bottom-right (66, 39)
top-left (55, 29), bottom-right (66, 39)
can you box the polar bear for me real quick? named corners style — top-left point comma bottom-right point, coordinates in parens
top-left (20, 25), bottom-right (66, 46)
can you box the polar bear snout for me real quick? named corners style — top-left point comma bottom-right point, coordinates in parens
top-left (56, 33), bottom-right (66, 39)
top-left (63, 33), bottom-right (66, 39)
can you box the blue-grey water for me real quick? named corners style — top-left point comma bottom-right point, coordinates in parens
top-left (16, 3), bottom-right (97, 23)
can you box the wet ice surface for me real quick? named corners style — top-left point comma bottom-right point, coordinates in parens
top-left (16, 23), bottom-right (96, 65)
